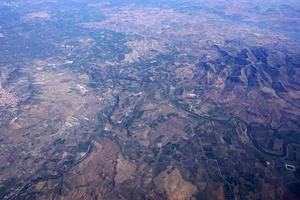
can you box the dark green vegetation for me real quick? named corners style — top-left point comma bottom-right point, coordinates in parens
top-left (0, 0), bottom-right (299, 200)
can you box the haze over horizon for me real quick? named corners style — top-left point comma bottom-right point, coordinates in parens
top-left (0, 0), bottom-right (299, 199)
